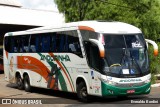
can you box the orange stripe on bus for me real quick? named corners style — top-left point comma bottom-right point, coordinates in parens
top-left (17, 56), bottom-right (53, 84)
top-left (49, 79), bottom-right (55, 89)
top-left (78, 26), bottom-right (95, 32)
top-left (49, 53), bottom-right (74, 92)
top-left (5, 51), bottom-right (8, 59)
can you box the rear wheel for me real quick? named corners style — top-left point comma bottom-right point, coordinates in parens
top-left (77, 82), bottom-right (89, 102)
top-left (16, 75), bottom-right (24, 90)
top-left (24, 75), bottom-right (31, 92)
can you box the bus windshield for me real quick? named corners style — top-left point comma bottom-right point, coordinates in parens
top-left (102, 34), bottom-right (149, 77)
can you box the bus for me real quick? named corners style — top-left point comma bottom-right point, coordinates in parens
top-left (3, 21), bottom-right (158, 102)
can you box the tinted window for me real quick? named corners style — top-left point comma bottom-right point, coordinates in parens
top-left (104, 35), bottom-right (125, 48)
top-left (5, 31), bottom-right (82, 57)
top-left (13, 36), bottom-right (20, 52)
top-left (5, 35), bottom-right (29, 53)
top-left (30, 34), bottom-right (51, 52)
top-left (83, 41), bottom-right (101, 71)
top-left (21, 35), bottom-right (30, 52)
top-left (80, 30), bottom-right (99, 41)
top-left (5, 36), bottom-right (11, 52)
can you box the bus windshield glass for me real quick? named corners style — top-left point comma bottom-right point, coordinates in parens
top-left (102, 34), bottom-right (149, 77)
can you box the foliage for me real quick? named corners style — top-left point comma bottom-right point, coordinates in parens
top-left (54, 0), bottom-right (160, 40)
top-left (54, 0), bottom-right (92, 22)
top-left (148, 42), bottom-right (160, 83)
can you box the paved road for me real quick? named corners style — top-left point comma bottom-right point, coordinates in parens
top-left (0, 73), bottom-right (159, 107)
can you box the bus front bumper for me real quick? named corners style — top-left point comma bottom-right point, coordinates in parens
top-left (101, 82), bottom-right (151, 96)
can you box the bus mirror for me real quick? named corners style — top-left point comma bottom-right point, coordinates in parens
top-left (89, 39), bottom-right (105, 58)
top-left (146, 42), bottom-right (148, 49)
top-left (145, 39), bottom-right (158, 56)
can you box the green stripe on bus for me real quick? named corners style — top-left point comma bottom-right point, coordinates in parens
top-left (58, 71), bottom-right (67, 91)
top-left (38, 53), bottom-right (68, 91)
top-left (61, 62), bottom-right (75, 92)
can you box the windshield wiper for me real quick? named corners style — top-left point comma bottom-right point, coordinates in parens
top-left (130, 50), bottom-right (143, 76)
top-left (120, 49), bottom-right (143, 76)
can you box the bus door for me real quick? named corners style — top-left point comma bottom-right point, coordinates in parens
top-left (84, 41), bottom-right (102, 96)
top-left (89, 69), bottom-right (101, 96)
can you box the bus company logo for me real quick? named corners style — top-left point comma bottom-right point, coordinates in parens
top-left (24, 57), bottom-right (31, 64)
top-left (40, 54), bottom-right (71, 62)
top-left (119, 79), bottom-right (142, 83)
top-left (2, 99), bottom-right (11, 104)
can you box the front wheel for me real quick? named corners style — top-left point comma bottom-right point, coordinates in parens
top-left (77, 82), bottom-right (89, 102)
top-left (24, 75), bottom-right (31, 92)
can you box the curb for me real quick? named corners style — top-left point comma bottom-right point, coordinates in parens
top-left (151, 83), bottom-right (160, 87)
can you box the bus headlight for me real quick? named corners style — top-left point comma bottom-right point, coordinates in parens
top-left (108, 81), bottom-right (117, 85)
top-left (100, 78), bottom-right (117, 85)
top-left (144, 79), bottom-right (151, 83)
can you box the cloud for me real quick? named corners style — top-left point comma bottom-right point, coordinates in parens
top-left (18, 0), bottom-right (65, 23)
top-left (18, 0), bottom-right (58, 11)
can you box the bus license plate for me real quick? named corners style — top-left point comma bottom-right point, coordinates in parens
top-left (127, 90), bottom-right (135, 94)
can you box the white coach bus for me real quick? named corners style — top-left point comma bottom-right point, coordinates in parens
top-left (3, 21), bottom-right (158, 102)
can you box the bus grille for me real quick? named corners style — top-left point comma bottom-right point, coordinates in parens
top-left (115, 82), bottom-right (146, 88)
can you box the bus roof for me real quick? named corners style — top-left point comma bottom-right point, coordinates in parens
top-left (5, 20), bottom-right (142, 36)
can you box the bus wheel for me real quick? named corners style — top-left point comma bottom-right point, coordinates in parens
top-left (16, 75), bottom-right (24, 90)
top-left (24, 75), bottom-right (31, 92)
top-left (77, 82), bottom-right (88, 102)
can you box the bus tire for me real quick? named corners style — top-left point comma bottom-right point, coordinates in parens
top-left (77, 81), bottom-right (89, 102)
top-left (24, 75), bottom-right (31, 92)
top-left (16, 75), bottom-right (24, 90)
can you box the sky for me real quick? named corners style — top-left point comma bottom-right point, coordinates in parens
top-left (17, 0), bottom-right (65, 23)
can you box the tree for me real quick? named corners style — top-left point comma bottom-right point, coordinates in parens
top-left (54, 0), bottom-right (92, 22)
top-left (120, 0), bottom-right (160, 40)
top-left (54, 0), bottom-right (160, 40)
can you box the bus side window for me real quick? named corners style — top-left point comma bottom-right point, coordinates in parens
top-left (67, 31), bottom-right (82, 57)
top-left (50, 33), bottom-right (56, 52)
top-left (11, 38), bottom-right (15, 53)
top-left (59, 34), bottom-right (65, 52)
top-left (84, 41), bottom-right (101, 71)
top-left (65, 34), bottom-right (69, 51)
top-left (68, 36), bottom-right (82, 56)
top-left (35, 36), bottom-right (41, 52)
top-left (69, 37), bottom-right (77, 52)
top-left (29, 35), bottom-right (37, 52)
top-left (80, 30), bottom-right (99, 41)
top-left (5, 36), bottom-right (12, 53)
top-left (4, 37), bottom-right (9, 52)
top-left (21, 35), bottom-right (30, 52)
top-left (56, 32), bottom-right (68, 52)
top-left (13, 37), bottom-right (21, 53)
top-left (42, 35), bottom-right (50, 52)
top-left (50, 31), bottom-right (82, 57)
